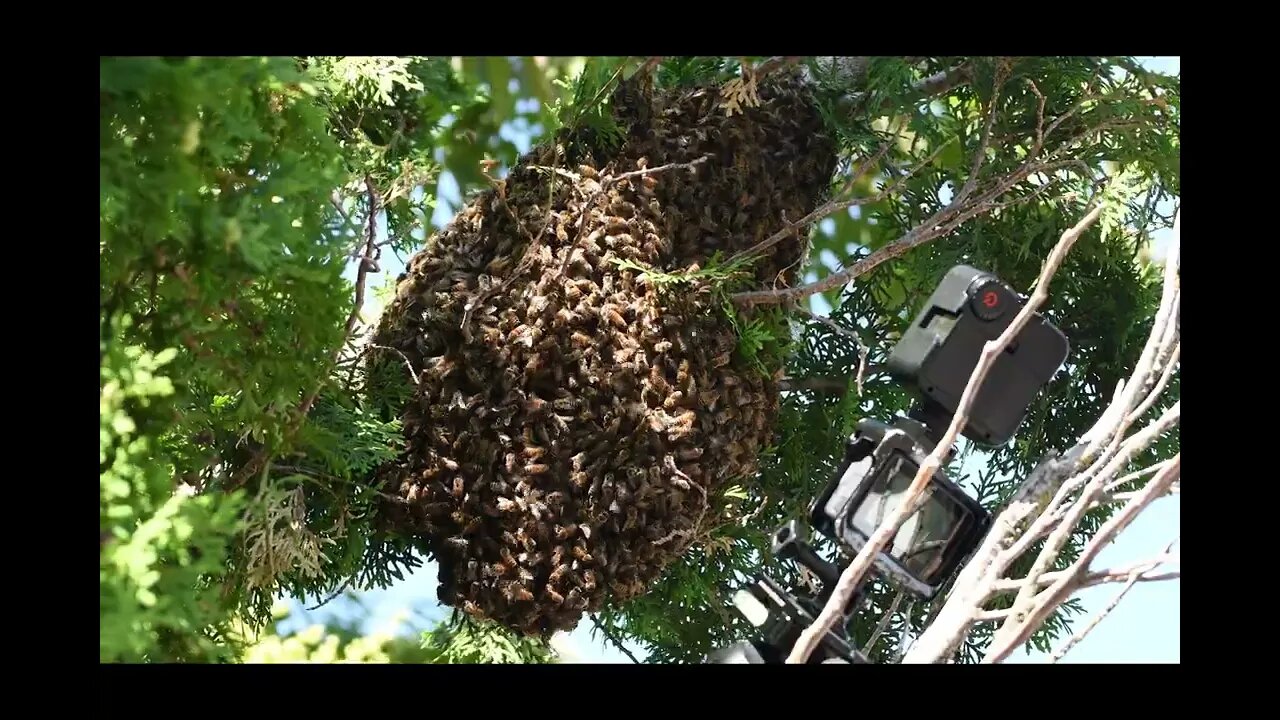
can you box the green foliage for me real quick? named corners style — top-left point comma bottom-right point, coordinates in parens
top-left (233, 600), bottom-right (553, 663)
top-left (420, 613), bottom-right (558, 664)
top-left (547, 56), bottom-right (633, 157)
top-left (100, 55), bottom-right (355, 661)
top-left (101, 56), bottom-right (1178, 664)
top-left (100, 319), bottom-right (249, 662)
top-left (656, 57), bottom-right (738, 89)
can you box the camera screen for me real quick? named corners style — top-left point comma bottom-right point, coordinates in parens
top-left (848, 455), bottom-right (967, 585)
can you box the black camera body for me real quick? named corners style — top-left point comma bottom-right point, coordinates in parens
top-left (888, 264), bottom-right (1070, 447)
top-left (704, 265), bottom-right (1069, 664)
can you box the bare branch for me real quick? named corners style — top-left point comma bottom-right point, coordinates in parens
top-left (904, 209), bottom-right (1180, 662)
top-left (1025, 78), bottom-right (1047, 158)
top-left (787, 202), bottom-right (1101, 664)
top-left (792, 306), bottom-right (871, 397)
top-left (590, 615), bottom-right (641, 664)
top-left (727, 138), bottom-right (946, 267)
top-left (983, 455), bottom-right (1181, 663)
top-left (1049, 537), bottom-right (1178, 663)
top-left (989, 551), bottom-right (1179, 593)
top-left (951, 60), bottom-right (1009, 208)
top-left (731, 153), bottom-right (1051, 308)
top-left (863, 589), bottom-right (906, 655)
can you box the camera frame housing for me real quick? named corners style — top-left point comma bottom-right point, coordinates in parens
top-left (810, 417), bottom-right (994, 599)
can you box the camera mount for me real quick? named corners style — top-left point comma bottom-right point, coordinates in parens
top-left (705, 265), bottom-right (1070, 664)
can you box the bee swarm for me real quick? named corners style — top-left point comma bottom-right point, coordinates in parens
top-left (370, 69), bottom-right (837, 636)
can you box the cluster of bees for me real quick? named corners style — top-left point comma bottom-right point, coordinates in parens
top-left (370, 68), bottom-right (838, 636)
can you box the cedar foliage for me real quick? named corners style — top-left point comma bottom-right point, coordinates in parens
top-left (99, 56), bottom-right (1179, 663)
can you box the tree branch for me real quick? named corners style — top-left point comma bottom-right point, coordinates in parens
top-left (1049, 537), bottom-right (1178, 663)
top-left (983, 456), bottom-right (1181, 662)
top-left (786, 201), bottom-right (1102, 664)
top-left (792, 307), bottom-right (871, 397)
top-left (732, 113), bottom-right (1125, 309)
top-left (863, 589), bottom-right (906, 655)
top-left (226, 177), bottom-right (381, 492)
top-left (590, 615), bottom-right (641, 664)
top-left (903, 209), bottom-right (1180, 662)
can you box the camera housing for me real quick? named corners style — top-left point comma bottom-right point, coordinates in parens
top-left (704, 264), bottom-right (1070, 664)
top-left (810, 417), bottom-right (992, 599)
top-left (888, 265), bottom-right (1069, 447)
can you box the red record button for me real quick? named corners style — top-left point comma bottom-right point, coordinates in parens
top-left (970, 279), bottom-right (1008, 321)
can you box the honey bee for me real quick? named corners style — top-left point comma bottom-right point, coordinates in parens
top-left (548, 563), bottom-right (569, 586)
top-left (678, 447), bottom-right (704, 461)
top-left (545, 585), bottom-right (565, 605)
top-left (668, 410), bottom-right (697, 439)
top-left (525, 463), bottom-right (549, 476)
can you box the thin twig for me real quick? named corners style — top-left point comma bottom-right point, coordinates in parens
top-left (1103, 461), bottom-right (1170, 495)
top-left (951, 60), bottom-right (1008, 208)
top-left (733, 110), bottom-right (1120, 308)
top-left (727, 138), bottom-right (950, 267)
top-left (862, 589), bottom-right (905, 655)
top-left (1126, 342), bottom-right (1180, 425)
top-left (308, 575), bottom-right (357, 612)
top-left (1026, 78), bottom-right (1046, 158)
top-left (792, 306), bottom-right (870, 397)
top-left (988, 554), bottom-right (1180, 593)
top-left (1049, 537), bottom-right (1179, 663)
top-left (787, 201), bottom-right (1104, 665)
top-left (983, 455), bottom-right (1181, 663)
top-left (994, 400), bottom-right (1180, 647)
top-left (611, 156), bottom-right (710, 187)
top-left (590, 615), bottom-right (641, 664)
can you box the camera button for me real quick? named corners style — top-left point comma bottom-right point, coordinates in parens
top-left (970, 280), bottom-right (1008, 321)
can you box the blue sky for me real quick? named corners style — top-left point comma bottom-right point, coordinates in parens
top-left (287, 57), bottom-right (1179, 663)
